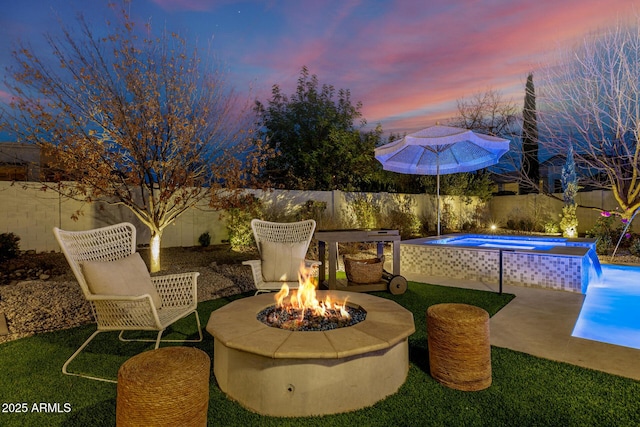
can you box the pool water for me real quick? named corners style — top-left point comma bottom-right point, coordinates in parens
top-left (427, 234), bottom-right (589, 251)
top-left (573, 264), bottom-right (640, 350)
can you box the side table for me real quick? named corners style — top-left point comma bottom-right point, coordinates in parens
top-left (314, 229), bottom-right (404, 293)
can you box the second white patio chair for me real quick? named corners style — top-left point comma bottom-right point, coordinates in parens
top-left (53, 222), bottom-right (202, 383)
top-left (243, 219), bottom-right (320, 295)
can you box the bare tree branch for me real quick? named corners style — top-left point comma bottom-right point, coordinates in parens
top-left (538, 16), bottom-right (640, 219)
top-left (1, 4), bottom-right (267, 270)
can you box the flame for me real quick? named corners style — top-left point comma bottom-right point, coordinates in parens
top-left (275, 263), bottom-right (350, 320)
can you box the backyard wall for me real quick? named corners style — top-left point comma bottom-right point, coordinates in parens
top-left (0, 181), bottom-right (227, 252)
top-left (488, 191), bottom-right (638, 234)
top-left (0, 180), bottom-right (633, 252)
top-left (0, 182), bottom-right (486, 252)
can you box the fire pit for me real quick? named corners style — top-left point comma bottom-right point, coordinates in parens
top-left (256, 271), bottom-right (367, 332)
top-left (257, 302), bottom-right (366, 331)
top-left (206, 289), bottom-right (414, 417)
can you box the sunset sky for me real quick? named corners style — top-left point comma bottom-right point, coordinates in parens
top-left (1, 0), bottom-right (638, 135)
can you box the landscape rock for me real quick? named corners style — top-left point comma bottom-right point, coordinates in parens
top-left (0, 260), bottom-right (256, 344)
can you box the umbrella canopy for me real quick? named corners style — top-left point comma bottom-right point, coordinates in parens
top-left (375, 125), bottom-right (510, 235)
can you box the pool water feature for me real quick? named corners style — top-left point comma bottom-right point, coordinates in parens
top-left (573, 264), bottom-right (640, 350)
top-left (401, 234), bottom-right (602, 293)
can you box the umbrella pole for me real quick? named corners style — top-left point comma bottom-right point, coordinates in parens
top-left (436, 160), bottom-right (440, 236)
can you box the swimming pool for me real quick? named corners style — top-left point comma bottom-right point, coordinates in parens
top-left (401, 234), bottom-right (601, 293)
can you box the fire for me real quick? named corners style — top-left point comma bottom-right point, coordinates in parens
top-left (274, 264), bottom-right (351, 320)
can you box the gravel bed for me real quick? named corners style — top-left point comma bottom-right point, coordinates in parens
top-left (0, 261), bottom-right (256, 345)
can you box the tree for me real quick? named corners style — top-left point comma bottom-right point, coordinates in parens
top-left (255, 66), bottom-right (380, 191)
top-left (449, 88), bottom-right (518, 196)
top-left (537, 17), bottom-right (640, 220)
top-left (520, 73), bottom-right (539, 194)
top-left (1, 5), bottom-right (265, 271)
top-left (434, 170), bottom-right (495, 202)
top-left (451, 88), bottom-right (518, 137)
top-left (559, 143), bottom-right (578, 237)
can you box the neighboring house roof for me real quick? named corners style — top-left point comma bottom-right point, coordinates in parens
top-left (0, 142), bottom-right (42, 181)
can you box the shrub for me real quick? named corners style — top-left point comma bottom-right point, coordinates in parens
top-left (559, 204), bottom-right (579, 237)
top-left (544, 221), bottom-right (560, 234)
top-left (461, 221), bottom-right (474, 231)
top-left (418, 211), bottom-right (433, 235)
top-left (379, 195), bottom-right (421, 238)
top-left (440, 201), bottom-right (458, 232)
top-left (0, 232), bottom-right (21, 261)
top-left (297, 200), bottom-right (327, 223)
top-left (198, 232), bottom-right (211, 247)
top-left (384, 209), bottom-right (421, 239)
top-left (596, 234), bottom-right (613, 255)
top-left (586, 216), bottom-right (618, 255)
top-left (505, 217), bottom-right (537, 232)
top-left (345, 194), bottom-right (381, 229)
top-left (629, 238), bottom-right (640, 257)
top-left (225, 195), bottom-right (264, 249)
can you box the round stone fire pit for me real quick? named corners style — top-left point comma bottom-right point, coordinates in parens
top-left (206, 290), bottom-right (415, 417)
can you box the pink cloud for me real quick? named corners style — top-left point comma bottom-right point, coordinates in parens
top-left (218, 0), bottom-right (637, 133)
top-left (0, 89), bottom-right (13, 105)
top-left (353, 0), bottom-right (639, 130)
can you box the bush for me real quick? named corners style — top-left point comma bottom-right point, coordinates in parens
top-left (198, 232), bottom-right (211, 247)
top-left (345, 194), bottom-right (381, 229)
top-left (440, 201), bottom-right (459, 232)
top-left (384, 209), bottom-right (421, 239)
top-left (559, 204), bottom-right (579, 237)
top-left (225, 195), bottom-right (264, 250)
top-left (544, 221), bottom-right (560, 234)
top-left (0, 232), bottom-right (21, 261)
top-left (630, 238), bottom-right (640, 257)
top-left (378, 195), bottom-right (421, 238)
top-left (296, 200), bottom-right (327, 223)
top-left (586, 216), bottom-right (619, 255)
top-left (505, 217), bottom-right (537, 232)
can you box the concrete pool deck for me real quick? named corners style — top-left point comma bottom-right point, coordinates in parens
top-left (405, 273), bottom-right (640, 381)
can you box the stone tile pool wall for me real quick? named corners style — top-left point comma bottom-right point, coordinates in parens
top-left (401, 237), bottom-right (595, 293)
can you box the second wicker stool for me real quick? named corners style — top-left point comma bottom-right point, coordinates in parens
top-left (427, 303), bottom-right (491, 391)
top-left (116, 346), bottom-right (210, 426)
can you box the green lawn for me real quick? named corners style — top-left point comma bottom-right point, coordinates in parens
top-left (1, 282), bottom-right (639, 426)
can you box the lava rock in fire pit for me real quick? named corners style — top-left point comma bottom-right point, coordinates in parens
top-left (257, 305), bottom-right (367, 331)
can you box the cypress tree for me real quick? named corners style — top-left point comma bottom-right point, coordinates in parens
top-left (521, 73), bottom-right (539, 194)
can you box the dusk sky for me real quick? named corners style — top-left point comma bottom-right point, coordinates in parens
top-left (1, 0), bottom-right (638, 135)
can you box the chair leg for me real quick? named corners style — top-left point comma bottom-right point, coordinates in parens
top-left (62, 330), bottom-right (117, 384)
top-left (118, 311), bottom-right (203, 345)
top-left (154, 330), bottom-right (164, 349)
top-left (64, 312), bottom-right (202, 383)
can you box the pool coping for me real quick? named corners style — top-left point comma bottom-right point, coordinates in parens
top-left (402, 234), bottom-right (597, 257)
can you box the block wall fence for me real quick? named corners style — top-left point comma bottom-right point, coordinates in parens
top-left (0, 181), bottom-right (635, 252)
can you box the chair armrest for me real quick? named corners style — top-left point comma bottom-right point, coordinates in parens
top-left (87, 293), bottom-right (155, 302)
top-left (242, 260), bottom-right (262, 268)
top-left (243, 260), bottom-right (265, 288)
top-left (151, 272), bottom-right (199, 308)
top-left (89, 294), bottom-right (162, 329)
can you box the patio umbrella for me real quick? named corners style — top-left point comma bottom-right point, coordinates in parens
top-left (375, 125), bottom-right (510, 235)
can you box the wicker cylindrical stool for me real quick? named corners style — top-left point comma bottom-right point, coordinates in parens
top-left (426, 303), bottom-right (491, 391)
top-left (116, 346), bottom-right (210, 427)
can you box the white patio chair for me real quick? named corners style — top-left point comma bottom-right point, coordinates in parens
top-left (243, 219), bottom-right (320, 295)
top-left (53, 222), bottom-right (202, 383)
